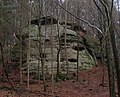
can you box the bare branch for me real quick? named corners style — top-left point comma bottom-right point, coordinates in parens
top-left (54, 0), bottom-right (105, 37)
top-left (93, 0), bottom-right (104, 16)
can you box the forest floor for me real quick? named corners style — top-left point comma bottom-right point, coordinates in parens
top-left (0, 61), bottom-right (111, 97)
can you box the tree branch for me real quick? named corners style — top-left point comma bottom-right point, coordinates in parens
top-left (54, 0), bottom-right (105, 37)
top-left (93, 0), bottom-right (104, 16)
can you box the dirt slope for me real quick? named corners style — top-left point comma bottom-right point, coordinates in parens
top-left (0, 62), bottom-right (109, 97)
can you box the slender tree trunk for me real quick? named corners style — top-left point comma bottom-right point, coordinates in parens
top-left (76, 34), bottom-right (80, 81)
top-left (50, 1), bottom-right (54, 96)
top-left (0, 0), bottom-right (4, 81)
top-left (56, 4), bottom-right (61, 82)
top-left (38, 0), bottom-right (46, 91)
top-left (104, 9), bottom-right (116, 97)
top-left (64, 0), bottom-right (69, 75)
top-left (56, 48), bottom-right (60, 82)
top-left (27, 1), bottom-right (31, 88)
top-left (103, 0), bottom-right (120, 96)
top-left (38, 59), bottom-right (40, 84)
top-left (50, 21), bottom-right (54, 96)
top-left (76, 3), bottom-right (80, 81)
top-left (38, 24), bottom-right (46, 92)
top-left (19, 20), bottom-right (23, 85)
top-left (101, 41), bottom-right (106, 86)
top-left (105, 33), bottom-right (116, 97)
top-left (98, 0), bottom-right (119, 96)
top-left (0, 43), bottom-right (4, 82)
top-left (109, 22), bottom-right (120, 97)
top-left (19, 1), bottom-right (23, 85)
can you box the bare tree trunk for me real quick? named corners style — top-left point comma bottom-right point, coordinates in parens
top-left (101, 41), bottom-right (106, 86)
top-left (0, 0), bottom-right (4, 82)
top-left (76, 34), bottom-right (79, 81)
top-left (18, 0), bottom-right (25, 85)
top-left (38, 0), bottom-right (46, 92)
top-left (95, 0), bottom-right (119, 96)
top-left (50, 1), bottom-right (54, 96)
top-left (38, 23), bottom-right (46, 92)
top-left (56, 2), bottom-right (61, 82)
top-left (19, 17), bottom-right (23, 85)
top-left (50, 20), bottom-right (54, 96)
top-left (0, 43), bottom-right (4, 82)
top-left (38, 59), bottom-right (40, 84)
top-left (76, 3), bottom-right (80, 81)
top-left (109, 22), bottom-right (120, 97)
top-left (64, 0), bottom-right (69, 75)
top-left (105, 32), bottom-right (116, 97)
top-left (27, 1), bottom-right (31, 89)
top-left (102, 0), bottom-right (120, 96)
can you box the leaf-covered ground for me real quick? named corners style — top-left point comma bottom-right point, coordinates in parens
top-left (0, 61), bottom-right (110, 97)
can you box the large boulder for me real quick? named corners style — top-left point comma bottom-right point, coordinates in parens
top-left (12, 17), bottom-right (97, 74)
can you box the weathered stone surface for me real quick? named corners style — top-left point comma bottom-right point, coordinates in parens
top-left (13, 24), bottom-right (96, 74)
